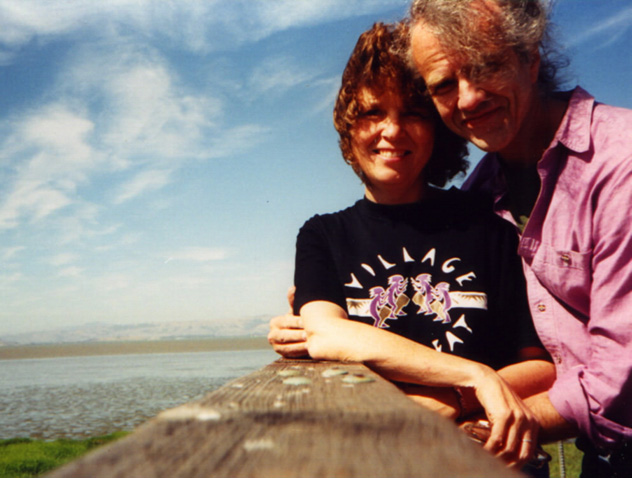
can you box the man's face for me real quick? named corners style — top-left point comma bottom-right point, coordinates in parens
top-left (410, 22), bottom-right (540, 155)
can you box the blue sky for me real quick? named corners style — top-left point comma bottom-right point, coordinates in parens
top-left (0, 0), bottom-right (630, 336)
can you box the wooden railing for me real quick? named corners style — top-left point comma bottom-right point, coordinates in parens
top-left (46, 359), bottom-right (523, 477)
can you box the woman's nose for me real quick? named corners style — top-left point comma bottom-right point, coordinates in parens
top-left (381, 114), bottom-right (403, 137)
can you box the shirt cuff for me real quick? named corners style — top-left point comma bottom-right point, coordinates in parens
top-left (549, 368), bottom-right (632, 450)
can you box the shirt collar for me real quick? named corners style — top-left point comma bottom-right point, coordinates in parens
top-left (551, 86), bottom-right (595, 155)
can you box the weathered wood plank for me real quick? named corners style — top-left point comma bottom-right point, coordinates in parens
top-left (47, 359), bottom-right (523, 478)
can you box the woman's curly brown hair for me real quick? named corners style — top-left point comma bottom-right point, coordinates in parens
top-left (333, 22), bottom-right (468, 188)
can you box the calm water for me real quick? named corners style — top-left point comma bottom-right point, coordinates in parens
top-left (0, 348), bottom-right (278, 440)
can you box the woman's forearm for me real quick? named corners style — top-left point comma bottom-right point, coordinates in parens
top-left (301, 301), bottom-right (495, 389)
top-left (300, 300), bottom-right (540, 465)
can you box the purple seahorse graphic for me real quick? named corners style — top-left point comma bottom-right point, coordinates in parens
top-left (430, 282), bottom-right (453, 324)
top-left (368, 286), bottom-right (388, 328)
top-left (412, 273), bottom-right (433, 314)
top-left (385, 275), bottom-right (407, 319)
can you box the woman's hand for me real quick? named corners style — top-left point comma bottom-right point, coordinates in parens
top-left (467, 368), bottom-right (540, 468)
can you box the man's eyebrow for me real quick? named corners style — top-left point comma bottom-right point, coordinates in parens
top-left (425, 74), bottom-right (452, 91)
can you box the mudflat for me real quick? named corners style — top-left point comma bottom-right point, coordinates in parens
top-left (0, 336), bottom-right (270, 360)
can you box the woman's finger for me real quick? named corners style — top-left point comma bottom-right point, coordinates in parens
top-left (516, 432), bottom-right (537, 467)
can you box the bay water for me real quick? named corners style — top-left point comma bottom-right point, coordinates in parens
top-left (0, 347), bottom-right (278, 440)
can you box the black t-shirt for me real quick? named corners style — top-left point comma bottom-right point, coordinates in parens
top-left (293, 187), bottom-right (541, 370)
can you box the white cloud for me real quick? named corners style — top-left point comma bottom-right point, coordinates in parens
top-left (205, 124), bottom-right (270, 160)
top-left (251, 0), bottom-right (405, 32)
top-left (166, 247), bottom-right (229, 263)
top-left (58, 266), bottom-right (84, 278)
top-left (0, 180), bottom-right (72, 229)
top-left (248, 56), bottom-right (317, 96)
top-left (49, 253), bottom-right (78, 267)
top-left (63, 44), bottom-right (224, 162)
top-left (0, 0), bottom-right (408, 53)
top-left (114, 169), bottom-right (172, 204)
top-left (0, 37), bottom-right (269, 231)
top-left (0, 272), bottom-right (23, 286)
top-left (0, 104), bottom-right (98, 229)
top-left (566, 5), bottom-right (632, 49)
top-left (54, 203), bottom-right (109, 245)
top-left (97, 273), bottom-right (133, 293)
top-left (1, 246), bottom-right (25, 260)
top-left (18, 105), bottom-right (96, 169)
top-left (311, 77), bottom-right (343, 115)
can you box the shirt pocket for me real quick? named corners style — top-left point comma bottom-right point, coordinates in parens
top-left (531, 244), bottom-right (592, 317)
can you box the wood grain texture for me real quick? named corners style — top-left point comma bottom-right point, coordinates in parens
top-left (47, 359), bottom-right (523, 478)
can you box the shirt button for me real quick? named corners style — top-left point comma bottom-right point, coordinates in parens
top-left (560, 253), bottom-right (571, 266)
top-left (537, 304), bottom-right (547, 312)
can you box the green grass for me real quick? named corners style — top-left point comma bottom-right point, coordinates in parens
top-left (0, 432), bottom-right (128, 478)
top-left (543, 440), bottom-right (583, 478)
top-left (0, 433), bottom-right (582, 478)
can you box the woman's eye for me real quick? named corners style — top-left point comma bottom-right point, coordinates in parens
top-left (360, 108), bottom-right (381, 118)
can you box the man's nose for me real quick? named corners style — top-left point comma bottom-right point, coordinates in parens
top-left (457, 78), bottom-right (486, 112)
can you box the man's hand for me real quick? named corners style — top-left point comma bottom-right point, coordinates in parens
top-left (267, 313), bottom-right (308, 357)
top-left (268, 286), bottom-right (308, 357)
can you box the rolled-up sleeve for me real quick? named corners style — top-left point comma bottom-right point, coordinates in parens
top-left (550, 163), bottom-right (632, 448)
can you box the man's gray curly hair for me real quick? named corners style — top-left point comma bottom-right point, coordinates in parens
top-left (407, 0), bottom-right (568, 95)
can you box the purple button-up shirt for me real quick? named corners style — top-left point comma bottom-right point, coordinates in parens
top-left (464, 87), bottom-right (632, 449)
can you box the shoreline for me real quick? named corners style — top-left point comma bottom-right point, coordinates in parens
top-left (0, 336), bottom-right (271, 360)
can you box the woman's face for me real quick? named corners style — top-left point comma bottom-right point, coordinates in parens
top-left (351, 86), bottom-right (435, 204)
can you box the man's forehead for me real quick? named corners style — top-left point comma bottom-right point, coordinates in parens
top-left (412, 0), bottom-right (505, 53)
top-left (410, 23), bottom-right (458, 77)
top-left (410, 24), bottom-right (444, 64)
top-left (411, 21), bottom-right (519, 89)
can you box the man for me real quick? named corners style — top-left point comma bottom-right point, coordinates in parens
top-left (407, 0), bottom-right (632, 476)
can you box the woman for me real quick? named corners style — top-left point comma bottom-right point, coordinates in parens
top-left (269, 22), bottom-right (554, 470)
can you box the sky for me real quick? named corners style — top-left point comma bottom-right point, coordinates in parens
top-left (0, 0), bottom-right (631, 336)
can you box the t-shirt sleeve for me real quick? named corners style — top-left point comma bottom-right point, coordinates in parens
top-left (293, 217), bottom-right (347, 315)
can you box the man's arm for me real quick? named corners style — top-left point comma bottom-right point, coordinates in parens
top-left (544, 157), bottom-right (632, 448)
top-left (525, 392), bottom-right (578, 443)
top-left (497, 352), bottom-right (555, 400)
top-left (401, 351), bottom-right (555, 421)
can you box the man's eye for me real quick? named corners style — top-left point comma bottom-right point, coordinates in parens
top-left (429, 80), bottom-right (456, 96)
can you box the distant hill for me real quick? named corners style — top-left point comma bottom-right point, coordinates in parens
top-left (0, 316), bottom-right (271, 346)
